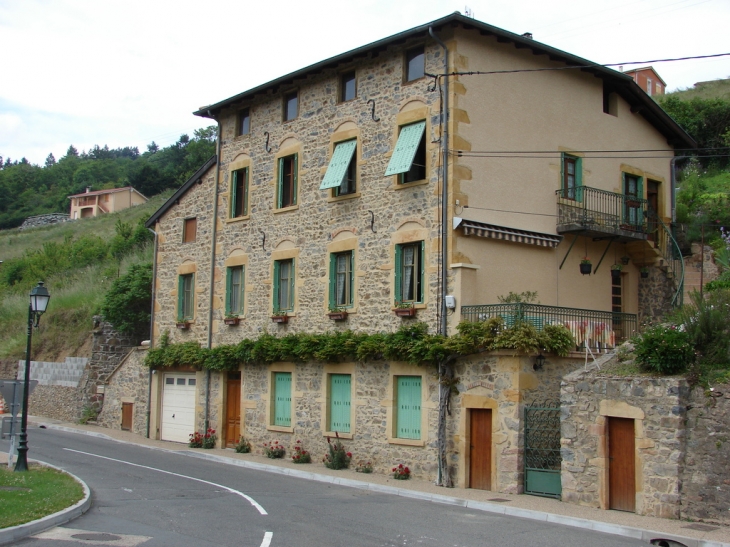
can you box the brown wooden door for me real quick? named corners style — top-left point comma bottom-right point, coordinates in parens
top-left (608, 417), bottom-right (635, 512)
top-left (121, 403), bottom-right (133, 431)
top-left (469, 409), bottom-right (492, 490)
top-left (226, 373), bottom-right (241, 447)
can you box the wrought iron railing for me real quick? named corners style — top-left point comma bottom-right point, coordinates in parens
top-left (556, 186), bottom-right (649, 234)
top-left (524, 400), bottom-right (562, 499)
top-left (646, 210), bottom-right (685, 307)
top-left (461, 303), bottom-right (638, 351)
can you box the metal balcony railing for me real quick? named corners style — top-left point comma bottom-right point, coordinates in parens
top-left (461, 303), bottom-right (638, 352)
top-left (646, 210), bottom-right (685, 307)
top-left (556, 186), bottom-right (649, 236)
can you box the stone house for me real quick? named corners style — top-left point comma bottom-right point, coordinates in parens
top-left (139, 13), bottom-right (695, 499)
top-left (68, 186), bottom-right (147, 219)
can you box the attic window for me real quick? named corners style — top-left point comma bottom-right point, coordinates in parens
top-left (603, 81), bottom-right (618, 116)
top-left (405, 46), bottom-right (425, 82)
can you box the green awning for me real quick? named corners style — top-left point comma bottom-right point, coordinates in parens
top-left (384, 121), bottom-right (425, 176)
top-left (319, 140), bottom-right (357, 190)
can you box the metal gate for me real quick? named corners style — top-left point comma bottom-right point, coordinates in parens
top-left (524, 400), bottom-right (562, 499)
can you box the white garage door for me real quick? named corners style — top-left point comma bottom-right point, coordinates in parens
top-left (161, 373), bottom-right (197, 443)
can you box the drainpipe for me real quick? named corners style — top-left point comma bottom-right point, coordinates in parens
top-left (204, 116), bottom-right (222, 432)
top-left (145, 227), bottom-right (158, 438)
top-left (429, 26), bottom-right (449, 338)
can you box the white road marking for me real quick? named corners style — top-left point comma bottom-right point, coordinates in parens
top-left (261, 531), bottom-right (274, 547)
top-left (32, 527), bottom-right (151, 546)
top-left (64, 448), bottom-right (268, 515)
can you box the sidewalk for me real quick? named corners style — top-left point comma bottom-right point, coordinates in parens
top-left (22, 417), bottom-right (730, 547)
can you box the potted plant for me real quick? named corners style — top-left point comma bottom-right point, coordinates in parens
top-left (271, 309), bottom-right (288, 323)
top-left (327, 306), bottom-right (348, 321)
top-left (610, 264), bottom-right (623, 279)
top-left (394, 301), bottom-right (416, 317)
top-left (224, 314), bottom-right (240, 326)
top-left (640, 266), bottom-right (650, 279)
top-left (579, 258), bottom-right (592, 276)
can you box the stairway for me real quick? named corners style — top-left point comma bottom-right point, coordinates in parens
top-left (682, 244), bottom-right (720, 301)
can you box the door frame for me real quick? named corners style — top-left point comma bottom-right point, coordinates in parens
top-left (225, 372), bottom-right (242, 447)
top-left (458, 395), bottom-right (498, 490)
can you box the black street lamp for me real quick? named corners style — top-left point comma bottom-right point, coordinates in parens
top-left (15, 281), bottom-right (50, 472)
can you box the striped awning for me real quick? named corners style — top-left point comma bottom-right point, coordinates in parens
top-left (456, 218), bottom-right (562, 248)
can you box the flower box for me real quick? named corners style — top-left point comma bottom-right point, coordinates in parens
top-left (271, 314), bottom-right (288, 324)
top-left (394, 307), bottom-right (416, 318)
top-left (224, 317), bottom-right (240, 326)
top-left (176, 321), bottom-right (190, 330)
top-left (327, 311), bottom-right (348, 321)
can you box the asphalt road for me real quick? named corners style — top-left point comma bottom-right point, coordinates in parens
top-left (1, 428), bottom-right (646, 546)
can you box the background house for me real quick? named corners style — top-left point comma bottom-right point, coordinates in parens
top-left (142, 13), bottom-right (693, 503)
top-left (623, 66), bottom-right (667, 97)
top-left (68, 186), bottom-right (147, 219)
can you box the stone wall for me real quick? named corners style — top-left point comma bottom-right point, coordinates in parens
top-left (97, 347), bottom-right (150, 436)
top-left (638, 264), bottom-right (677, 323)
top-left (18, 213), bottom-right (70, 230)
top-left (682, 383), bottom-right (730, 524)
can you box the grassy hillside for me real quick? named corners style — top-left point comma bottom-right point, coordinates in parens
top-left (666, 78), bottom-right (730, 101)
top-left (0, 196), bottom-right (168, 363)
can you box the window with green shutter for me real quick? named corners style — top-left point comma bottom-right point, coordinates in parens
top-left (230, 167), bottom-right (248, 218)
top-left (273, 372), bottom-right (292, 427)
top-left (225, 266), bottom-right (244, 316)
top-left (177, 274), bottom-right (194, 321)
top-left (277, 154), bottom-right (298, 208)
top-left (561, 154), bottom-right (582, 202)
top-left (396, 376), bottom-right (421, 439)
top-left (273, 259), bottom-right (295, 311)
top-left (623, 173), bottom-right (644, 228)
top-left (329, 374), bottom-right (351, 432)
top-left (329, 251), bottom-right (353, 309)
top-left (320, 140), bottom-right (357, 192)
top-left (394, 241), bottom-right (424, 305)
top-left (385, 121), bottom-right (426, 184)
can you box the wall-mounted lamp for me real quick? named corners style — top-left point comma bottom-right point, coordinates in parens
top-left (533, 354), bottom-right (546, 371)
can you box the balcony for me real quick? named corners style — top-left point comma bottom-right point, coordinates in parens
top-left (556, 186), bottom-right (649, 241)
top-left (461, 303), bottom-right (638, 353)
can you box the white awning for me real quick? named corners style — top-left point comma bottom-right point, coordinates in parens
top-left (455, 218), bottom-right (562, 248)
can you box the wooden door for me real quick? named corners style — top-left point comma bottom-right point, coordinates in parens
top-left (609, 417), bottom-right (635, 512)
top-left (226, 373), bottom-right (241, 447)
top-left (121, 402), bottom-right (133, 431)
top-left (469, 409), bottom-right (492, 490)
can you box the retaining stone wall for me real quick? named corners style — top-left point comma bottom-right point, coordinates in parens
top-left (18, 213), bottom-right (70, 230)
top-left (638, 265), bottom-right (676, 323)
top-left (97, 347), bottom-right (150, 435)
top-left (17, 357), bottom-right (87, 387)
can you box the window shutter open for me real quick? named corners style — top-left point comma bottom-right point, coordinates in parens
top-left (289, 259), bottom-right (295, 310)
top-left (419, 240), bottom-right (426, 303)
top-left (177, 276), bottom-right (184, 321)
top-left (320, 141), bottom-right (357, 190)
top-left (230, 171), bottom-right (238, 217)
top-left (277, 158), bottom-right (284, 209)
top-left (328, 254), bottom-right (337, 308)
top-left (292, 154), bottom-right (298, 206)
top-left (225, 268), bottom-right (232, 315)
top-left (273, 260), bottom-right (281, 310)
top-left (394, 244), bottom-right (403, 304)
top-left (384, 121), bottom-right (426, 176)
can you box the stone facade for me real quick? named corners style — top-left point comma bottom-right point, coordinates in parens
top-left (97, 347), bottom-right (150, 435)
top-left (638, 265), bottom-right (676, 324)
top-left (18, 213), bottom-right (70, 230)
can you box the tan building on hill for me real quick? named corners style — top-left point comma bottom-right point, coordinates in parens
top-left (142, 13), bottom-right (694, 508)
top-left (68, 186), bottom-right (147, 219)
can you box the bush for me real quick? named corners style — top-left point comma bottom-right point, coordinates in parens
top-left (234, 436), bottom-right (251, 453)
top-left (263, 441), bottom-right (285, 458)
top-left (633, 324), bottom-right (695, 375)
top-left (291, 440), bottom-right (311, 463)
top-left (675, 289), bottom-right (730, 366)
top-left (100, 262), bottom-right (152, 339)
top-left (323, 434), bottom-right (351, 470)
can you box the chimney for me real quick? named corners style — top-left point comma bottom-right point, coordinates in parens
top-left (85, 187), bottom-right (91, 193)
top-left (522, 32), bottom-right (533, 39)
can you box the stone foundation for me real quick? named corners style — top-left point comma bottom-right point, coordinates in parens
top-left (96, 347), bottom-right (150, 436)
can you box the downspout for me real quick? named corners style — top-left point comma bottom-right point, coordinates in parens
top-left (204, 115), bottom-right (222, 432)
top-left (429, 26), bottom-right (451, 488)
top-left (145, 227), bottom-right (158, 438)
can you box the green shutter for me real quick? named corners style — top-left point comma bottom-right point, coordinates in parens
top-left (394, 244), bottom-right (403, 304)
top-left (320, 140), bottom-right (357, 190)
top-left (273, 260), bottom-right (281, 310)
top-left (277, 158), bottom-right (284, 209)
top-left (242, 168), bottom-right (249, 216)
top-left (274, 372), bottom-right (292, 427)
top-left (349, 251), bottom-right (355, 306)
top-left (385, 121), bottom-right (426, 176)
top-left (225, 267), bottom-right (232, 315)
top-left (397, 376), bottom-right (421, 439)
top-left (177, 275), bottom-right (184, 321)
top-left (419, 240), bottom-right (425, 303)
top-left (230, 170), bottom-right (238, 217)
top-left (328, 254), bottom-right (337, 308)
top-left (329, 374), bottom-right (351, 432)
top-left (289, 259), bottom-right (295, 310)
top-left (575, 157), bottom-right (583, 203)
top-left (292, 154), bottom-right (298, 206)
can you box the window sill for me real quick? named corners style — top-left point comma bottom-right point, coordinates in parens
top-left (323, 431), bottom-right (353, 440)
top-left (392, 179), bottom-right (428, 190)
top-left (226, 215), bottom-right (250, 223)
top-left (327, 191), bottom-right (360, 203)
top-left (388, 437), bottom-right (425, 447)
top-left (267, 425), bottom-right (293, 434)
top-left (273, 205), bottom-right (299, 214)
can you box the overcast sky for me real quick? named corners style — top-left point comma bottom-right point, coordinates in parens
top-left (1, 0), bottom-right (728, 165)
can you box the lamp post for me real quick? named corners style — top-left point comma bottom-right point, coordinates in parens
top-left (14, 281), bottom-right (51, 472)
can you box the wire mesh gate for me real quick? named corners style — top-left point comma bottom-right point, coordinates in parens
top-left (524, 400), bottom-right (562, 499)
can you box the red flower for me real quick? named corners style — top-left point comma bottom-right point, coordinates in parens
top-left (346, 452), bottom-right (352, 458)
top-left (404, 467), bottom-right (410, 473)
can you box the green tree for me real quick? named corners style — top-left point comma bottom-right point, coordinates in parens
top-left (100, 262), bottom-right (153, 340)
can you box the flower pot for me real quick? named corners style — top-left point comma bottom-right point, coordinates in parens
top-left (176, 321), bottom-right (190, 330)
top-left (640, 270), bottom-right (649, 279)
top-left (327, 311), bottom-right (348, 321)
top-left (579, 263), bottom-right (592, 275)
top-left (610, 268), bottom-right (621, 279)
top-left (394, 307), bottom-right (416, 317)
top-left (271, 314), bottom-right (288, 324)
top-left (224, 317), bottom-right (240, 326)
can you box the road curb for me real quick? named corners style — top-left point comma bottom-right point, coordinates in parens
top-left (0, 460), bottom-right (91, 546)
top-left (33, 421), bottom-right (730, 547)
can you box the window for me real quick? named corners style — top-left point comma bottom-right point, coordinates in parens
top-left (561, 154), bottom-right (582, 201)
top-left (177, 273), bottom-right (194, 321)
top-left (230, 167), bottom-right (249, 218)
top-left (396, 376), bottom-right (421, 439)
top-left (405, 46), bottom-right (425, 82)
top-left (329, 251), bottom-right (354, 309)
top-left (272, 372), bottom-right (292, 427)
top-left (656, 83), bottom-right (662, 95)
top-left (237, 108), bottom-right (250, 136)
top-left (183, 218), bottom-right (197, 243)
top-left (623, 173), bottom-right (643, 228)
top-left (273, 258), bottom-right (295, 311)
top-left (603, 81), bottom-right (617, 116)
top-left (226, 266), bottom-right (244, 316)
top-left (277, 154), bottom-right (298, 208)
top-left (284, 91), bottom-right (298, 121)
top-left (384, 121), bottom-right (426, 184)
top-left (340, 71), bottom-right (356, 102)
top-left (395, 241), bottom-right (424, 304)
top-left (329, 374), bottom-right (351, 432)
top-left (319, 140), bottom-right (357, 195)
